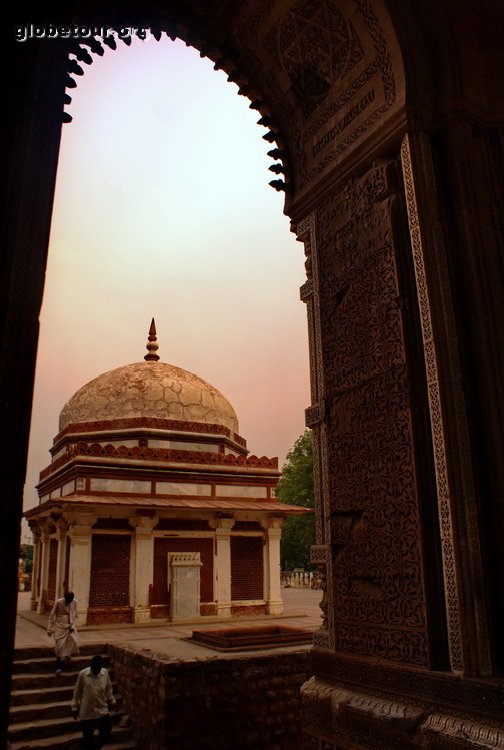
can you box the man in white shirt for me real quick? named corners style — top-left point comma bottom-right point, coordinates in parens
top-left (71, 654), bottom-right (116, 750)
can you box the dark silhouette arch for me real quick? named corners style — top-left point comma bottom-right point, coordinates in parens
top-left (3, 1), bottom-right (504, 746)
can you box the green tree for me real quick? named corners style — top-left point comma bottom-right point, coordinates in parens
top-left (276, 430), bottom-right (315, 570)
top-left (22, 544), bottom-right (34, 576)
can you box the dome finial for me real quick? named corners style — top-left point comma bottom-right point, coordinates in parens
top-left (144, 317), bottom-right (160, 361)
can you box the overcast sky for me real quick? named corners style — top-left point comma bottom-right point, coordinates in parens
top-left (23, 34), bottom-right (310, 518)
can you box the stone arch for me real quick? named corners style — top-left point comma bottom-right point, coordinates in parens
top-left (3, 1), bottom-right (504, 747)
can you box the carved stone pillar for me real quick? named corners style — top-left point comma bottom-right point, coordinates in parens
top-left (298, 155), bottom-right (458, 748)
top-left (66, 513), bottom-right (96, 626)
top-left (297, 214), bottom-right (334, 651)
top-left (29, 524), bottom-right (41, 612)
top-left (263, 517), bottom-right (284, 615)
top-left (215, 517), bottom-right (234, 617)
top-left (55, 519), bottom-right (69, 599)
top-left (36, 524), bottom-right (51, 615)
top-left (400, 130), bottom-right (492, 676)
top-left (129, 515), bottom-right (158, 623)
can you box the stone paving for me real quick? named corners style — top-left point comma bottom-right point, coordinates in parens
top-left (15, 589), bottom-right (323, 662)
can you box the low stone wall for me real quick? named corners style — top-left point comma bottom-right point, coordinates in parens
top-left (108, 644), bottom-right (311, 750)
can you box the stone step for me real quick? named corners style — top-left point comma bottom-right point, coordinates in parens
top-left (11, 684), bottom-right (74, 706)
top-left (10, 699), bottom-right (75, 723)
top-left (11, 672), bottom-right (78, 690)
top-left (10, 683), bottom-right (122, 721)
top-left (9, 644), bottom-right (136, 748)
top-left (9, 725), bottom-right (136, 750)
top-left (9, 712), bottom-right (88, 742)
top-left (8, 709), bottom-right (130, 744)
top-left (11, 670), bottom-right (121, 706)
top-left (12, 653), bottom-right (111, 674)
top-left (14, 643), bottom-right (106, 660)
top-left (11, 668), bottom-right (117, 691)
top-left (11, 696), bottom-right (124, 723)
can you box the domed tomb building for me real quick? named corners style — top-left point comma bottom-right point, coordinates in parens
top-left (26, 322), bottom-right (307, 625)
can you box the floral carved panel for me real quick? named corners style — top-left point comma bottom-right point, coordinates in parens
top-left (315, 158), bottom-right (430, 665)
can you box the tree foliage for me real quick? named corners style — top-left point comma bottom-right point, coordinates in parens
top-left (277, 431), bottom-right (315, 570)
top-left (20, 543), bottom-right (33, 575)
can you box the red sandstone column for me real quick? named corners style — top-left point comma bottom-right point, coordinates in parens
top-left (264, 518), bottom-right (284, 615)
top-left (66, 513), bottom-right (96, 627)
top-left (29, 525), bottom-right (41, 612)
top-left (55, 519), bottom-right (69, 599)
top-left (129, 516), bottom-right (158, 623)
top-left (36, 524), bottom-right (50, 615)
top-left (215, 518), bottom-right (234, 617)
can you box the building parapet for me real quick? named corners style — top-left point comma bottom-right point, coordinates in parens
top-left (40, 442), bottom-right (278, 480)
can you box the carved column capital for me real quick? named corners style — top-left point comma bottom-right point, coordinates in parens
top-left (64, 511), bottom-right (97, 528)
top-left (66, 513), bottom-right (96, 543)
top-left (28, 521), bottom-right (42, 540)
top-left (129, 515), bottom-right (158, 535)
top-left (55, 519), bottom-right (69, 540)
top-left (39, 523), bottom-right (51, 542)
top-left (263, 516), bottom-right (284, 537)
top-left (215, 517), bottom-right (235, 535)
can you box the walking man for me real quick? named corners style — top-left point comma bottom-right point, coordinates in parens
top-left (71, 654), bottom-right (116, 749)
top-left (47, 591), bottom-right (80, 673)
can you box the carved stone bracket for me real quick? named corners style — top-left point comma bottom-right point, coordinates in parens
top-left (310, 545), bottom-right (328, 565)
top-left (301, 676), bottom-right (504, 749)
top-left (305, 401), bottom-right (326, 428)
top-left (421, 714), bottom-right (504, 748)
top-left (300, 278), bottom-right (314, 302)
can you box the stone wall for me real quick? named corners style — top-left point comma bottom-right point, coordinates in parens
top-left (108, 645), bottom-right (310, 750)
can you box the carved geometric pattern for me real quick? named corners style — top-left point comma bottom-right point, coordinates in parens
top-left (315, 158), bottom-right (430, 665)
top-left (400, 133), bottom-right (464, 672)
top-left (303, 0), bottom-right (397, 181)
top-left (297, 212), bottom-right (336, 651)
top-left (311, 434), bottom-right (325, 549)
top-left (267, 0), bottom-right (364, 116)
top-left (47, 539), bottom-right (58, 603)
top-left (227, 0), bottom-right (277, 54)
top-left (421, 714), bottom-right (504, 748)
top-left (231, 536), bottom-right (264, 600)
top-left (302, 669), bottom-right (504, 749)
top-left (89, 534), bottom-right (131, 607)
top-left (311, 649), bottom-right (504, 715)
top-left (310, 545), bottom-right (328, 565)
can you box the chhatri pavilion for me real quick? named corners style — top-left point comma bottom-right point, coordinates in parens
top-left (26, 321), bottom-right (307, 625)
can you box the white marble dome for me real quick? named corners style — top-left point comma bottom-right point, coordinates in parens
top-left (58, 360), bottom-right (239, 434)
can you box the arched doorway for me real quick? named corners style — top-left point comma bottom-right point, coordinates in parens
top-left (3, 1), bottom-right (504, 746)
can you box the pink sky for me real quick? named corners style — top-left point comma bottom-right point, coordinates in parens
top-left (23, 35), bottom-right (310, 518)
